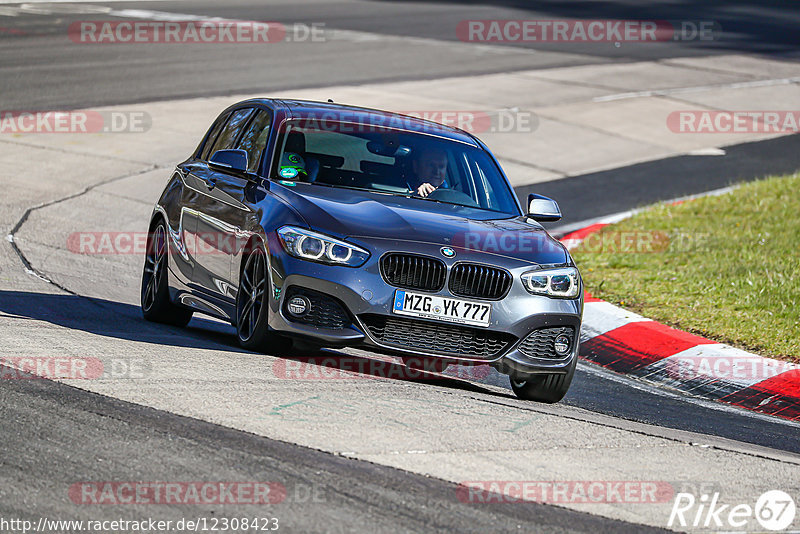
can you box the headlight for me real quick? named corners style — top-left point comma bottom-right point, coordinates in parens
top-left (521, 267), bottom-right (581, 298)
top-left (277, 226), bottom-right (370, 267)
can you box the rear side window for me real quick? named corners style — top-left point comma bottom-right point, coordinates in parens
top-left (199, 112), bottom-right (231, 161)
top-left (205, 108), bottom-right (254, 160)
top-left (235, 110), bottom-right (272, 173)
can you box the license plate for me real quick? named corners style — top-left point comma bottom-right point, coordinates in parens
top-left (392, 290), bottom-right (491, 327)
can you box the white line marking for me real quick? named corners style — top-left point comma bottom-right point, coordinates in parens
top-left (581, 301), bottom-right (650, 339)
top-left (593, 76), bottom-right (800, 102)
top-left (552, 184), bottom-right (738, 236)
top-left (577, 361), bottom-right (800, 428)
top-left (94, 7), bottom-right (541, 56)
top-left (0, 0), bottom-right (173, 3)
top-left (687, 147), bottom-right (726, 156)
top-left (651, 345), bottom-right (800, 389)
top-left (106, 8), bottom-right (227, 22)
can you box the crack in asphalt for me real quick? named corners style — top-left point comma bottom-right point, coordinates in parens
top-left (464, 389), bottom-right (800, 464)
top-left (6, 164), bottom-right (163, 296)
top-left (0, 137), bottom-right (155, 166)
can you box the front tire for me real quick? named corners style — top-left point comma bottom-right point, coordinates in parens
top-left (510, 355), bottom-right (577, 403)
top-left (141, 221), bottom-right (193, 326)
top-left (236, 246), bottom-right (292, 353)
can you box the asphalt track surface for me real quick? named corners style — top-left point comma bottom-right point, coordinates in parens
top-left (1, 1), bottom-right (799, 532)
top-left (2, 0), bottom-right (799, 109)
top-left (3, 371), bottom-right (667, 534)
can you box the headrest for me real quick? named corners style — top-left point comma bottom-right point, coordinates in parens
top-left (285, 131), bottom-right (306, 154)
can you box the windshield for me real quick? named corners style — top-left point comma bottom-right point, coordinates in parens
top-left (271, 119), bottom-right (520, 215)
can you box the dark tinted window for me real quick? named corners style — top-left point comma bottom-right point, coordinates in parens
top-left (199, 111), bottom-right (231, 160)
top-left (235, 109), bottom-right (272, 173)
top-left (206, 108), bottom-right (254, 159)
top-left (273, 120), bottom-right (519, 215)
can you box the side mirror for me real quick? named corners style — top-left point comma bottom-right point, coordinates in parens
top-left (527, 193), bottom-right (562, 222)
top-left (209, 149), bottom-right (249, 174)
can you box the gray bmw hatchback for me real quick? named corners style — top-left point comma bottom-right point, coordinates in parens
top-left (141, 98), bottom-right (583, 402)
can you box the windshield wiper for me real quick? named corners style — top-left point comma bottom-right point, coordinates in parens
top-left (309, 182), bottom-right (416, 198)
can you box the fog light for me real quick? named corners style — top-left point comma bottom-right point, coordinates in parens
top-left (554, 334), bottom-right (571, 355)
top-left (287, 296), bottom-right (310, 316)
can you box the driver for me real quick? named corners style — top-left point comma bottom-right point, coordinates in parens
top-left (409, 148), bottom-right (448, 198)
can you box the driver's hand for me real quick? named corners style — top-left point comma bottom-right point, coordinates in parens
top-left (415, 183), bottom-right (437, 197)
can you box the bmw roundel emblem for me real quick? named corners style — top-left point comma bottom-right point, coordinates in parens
top-left (440, 247), bottom-right (456, 258)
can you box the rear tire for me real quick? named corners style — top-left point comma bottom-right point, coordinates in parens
top-left (141, 221), bottom-right (193, 327)
top-left (510, 355), bottom-right (577, 403)
top-left (236, 246), bottom-right (292, 354)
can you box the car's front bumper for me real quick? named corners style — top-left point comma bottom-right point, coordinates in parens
top-left (263, 234), bottom-right (583, 375)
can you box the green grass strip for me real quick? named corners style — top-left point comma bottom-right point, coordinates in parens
top-left (573, 172), bottom-right (800, 362)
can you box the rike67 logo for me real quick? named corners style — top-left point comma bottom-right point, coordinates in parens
top-left (669, 490), bottom-right (796, 531)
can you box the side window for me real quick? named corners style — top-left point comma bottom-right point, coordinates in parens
top-left (235, 109), bottom-right (272, 173)
top-left (206, 108), bottom-right (254, 160)
top-left (199, 112), bottom-right (231, 161)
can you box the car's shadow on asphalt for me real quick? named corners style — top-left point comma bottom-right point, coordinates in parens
top-left (0, 289), bottom-right (248, 353)
top-left (273, 344), bottom-right (514, 397)
top-left (0, 289), bottom-right (513, 398)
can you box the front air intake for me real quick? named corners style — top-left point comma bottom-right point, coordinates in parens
top-left (380, 253), bottom-right (446, 292)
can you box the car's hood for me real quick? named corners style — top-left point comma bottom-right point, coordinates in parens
top-left (270, 182), bottom-right (568, 265)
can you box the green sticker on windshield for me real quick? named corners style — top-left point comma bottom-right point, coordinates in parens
top-left (279, 167), bottom-right (299, 179)
top-left (278, 180), bottom-right (296, 187)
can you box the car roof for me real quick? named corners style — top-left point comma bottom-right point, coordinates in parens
top-left (241, 98), bottom-right (479, 145)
